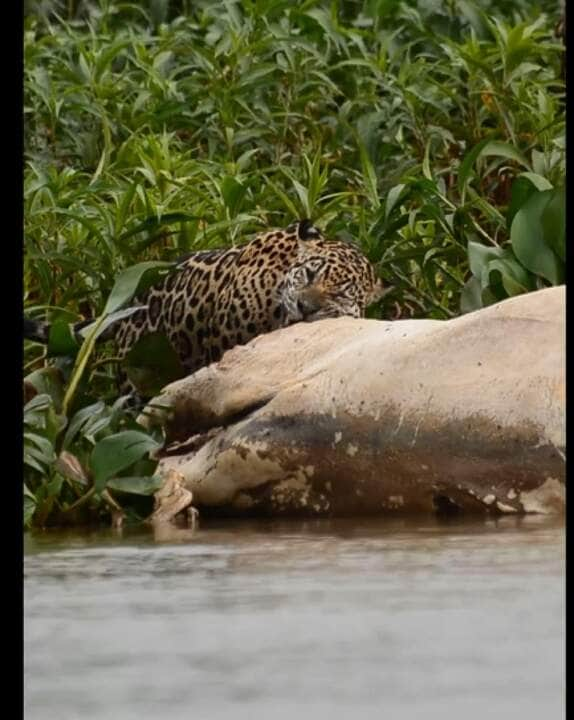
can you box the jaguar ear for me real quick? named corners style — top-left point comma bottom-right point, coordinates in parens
top-left (297, 219), bottom-right (322, 241)
top-left (295, 219), bottom-right (323, 261)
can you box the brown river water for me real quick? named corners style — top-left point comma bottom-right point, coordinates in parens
top-left (24, 515), bottom-right (565, 720)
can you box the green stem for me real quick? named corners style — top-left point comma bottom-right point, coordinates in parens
top-left (62, 314), bottom-right (107, 416)
top-left (62, 486), bottom-right (95, 513)
top-left (90, 356), bottom-right (123, 370)
top-left (24, 350), bottom-right (47, 373)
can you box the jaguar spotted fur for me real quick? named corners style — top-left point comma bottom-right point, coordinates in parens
top-left (24, 219), bottom-right (384, 397)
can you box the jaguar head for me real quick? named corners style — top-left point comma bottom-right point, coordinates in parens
top-left (281, 223), bottom-right (385, 325)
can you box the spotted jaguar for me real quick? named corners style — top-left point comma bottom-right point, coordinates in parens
top-left (25, 219), bottom-right (384, 396)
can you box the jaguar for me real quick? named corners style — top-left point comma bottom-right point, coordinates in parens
top-left (24, 219), bottom-right (384, 397)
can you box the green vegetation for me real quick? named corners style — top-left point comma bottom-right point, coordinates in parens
top-left (24, 0), bottom-right (565, 528)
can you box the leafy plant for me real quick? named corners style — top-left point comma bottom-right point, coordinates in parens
top-left (23, 262), bottom-right (171, 528)
top-left (23, 0), bottom-right (565, 527)
top-left (24, 375), bottom-right (164, 528)
top-left (461, 174), bottom-right (564, 310)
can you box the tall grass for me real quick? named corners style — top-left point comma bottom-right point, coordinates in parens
top-left (23, 0), bottom-right (565, 527)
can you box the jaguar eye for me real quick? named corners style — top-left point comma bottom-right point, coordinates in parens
top-left (305, 267), bottom-right (316, 282)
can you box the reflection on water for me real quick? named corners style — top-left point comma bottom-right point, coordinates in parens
top-left (24, 515), bottom-right (565, 720)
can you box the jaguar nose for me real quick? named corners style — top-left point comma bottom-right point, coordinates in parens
top-left (296, 296), bottom-right (322, 318)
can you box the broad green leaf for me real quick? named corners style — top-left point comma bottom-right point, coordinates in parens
top-left (24, 393), bottom-right (53, 417)
top-left (236, 148), bottom-right (260, 172)
top-left (24, 367), bottom-right (65, 412)
top-left (467, 240), bottom-right (504, 279)
top-left (541, 188), bottom-right (565, 262)
top-left (24, 453), bottom-right (46, 475)
top-left (52, 208), bottom-right (107, 248)
top-left (384, 184), bottom-right (406, 223)
top-left (291, 178), bottom-right (310, 216)
top-left (486, 252), bottom-right (534, 296)
top-left (458, 0), bottom-right (489, 38)
top-left (24, 431), bottom-right (55, 458)
top-left (82, 414), bottom-right (115, 444)
top-left (24, 388), bottom-right (66, 444)
top-left (221, 176), bottom-right (247, 217)
top-left (268, 180), bottom-right (300, 218)
top-left (531, 149), bottom-right (547, 176)
top-left (115, 182), bottom-right (140, 235)
top-left (237, 64), bottom-right (277, 89)
top-left (466, 187), bottom-right (506, 225)
top-left (516, 173), bottom-right (554, 192)
top-left (45, 474), bottom-right (63, 499)
top-left (77, 306), bottom-right (147, 341)
top-left (481, 279), bottom-right (507, 305)
top-left (511, 189), bottom-right (565, 284)
top-left (94, 39), bottom-right (132, 81)
top-left (458, 138), bottom-right (492, 195)
top-left (507, 176), bottom-right (541, 229)
top-left (458, 139), bottom-right (530, 196)
top-left (152, 50), bottom-right (174, 76)
top-left (47, 320), bottom-right (80, 357)
top-left (104, 261), bottom-right (174, 314)
top-left (123, 332), bottom-right (186, 397)
top-left (24, 431), bottom-right (56, 472)
top-left (24, 494), bottom-right (36, 526)
top-left (358, 139), bottom-right (380, 210)
top-left (91, 430), bottom-right (162, 493)
top-left (117, 212), bottom-right (199, 246)
top-left (62, 401), bottom-right (107, 449)
top-left (106, 475), bottom-right (163, 496)
top-left (460, 276), bottom-right (483, 314)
